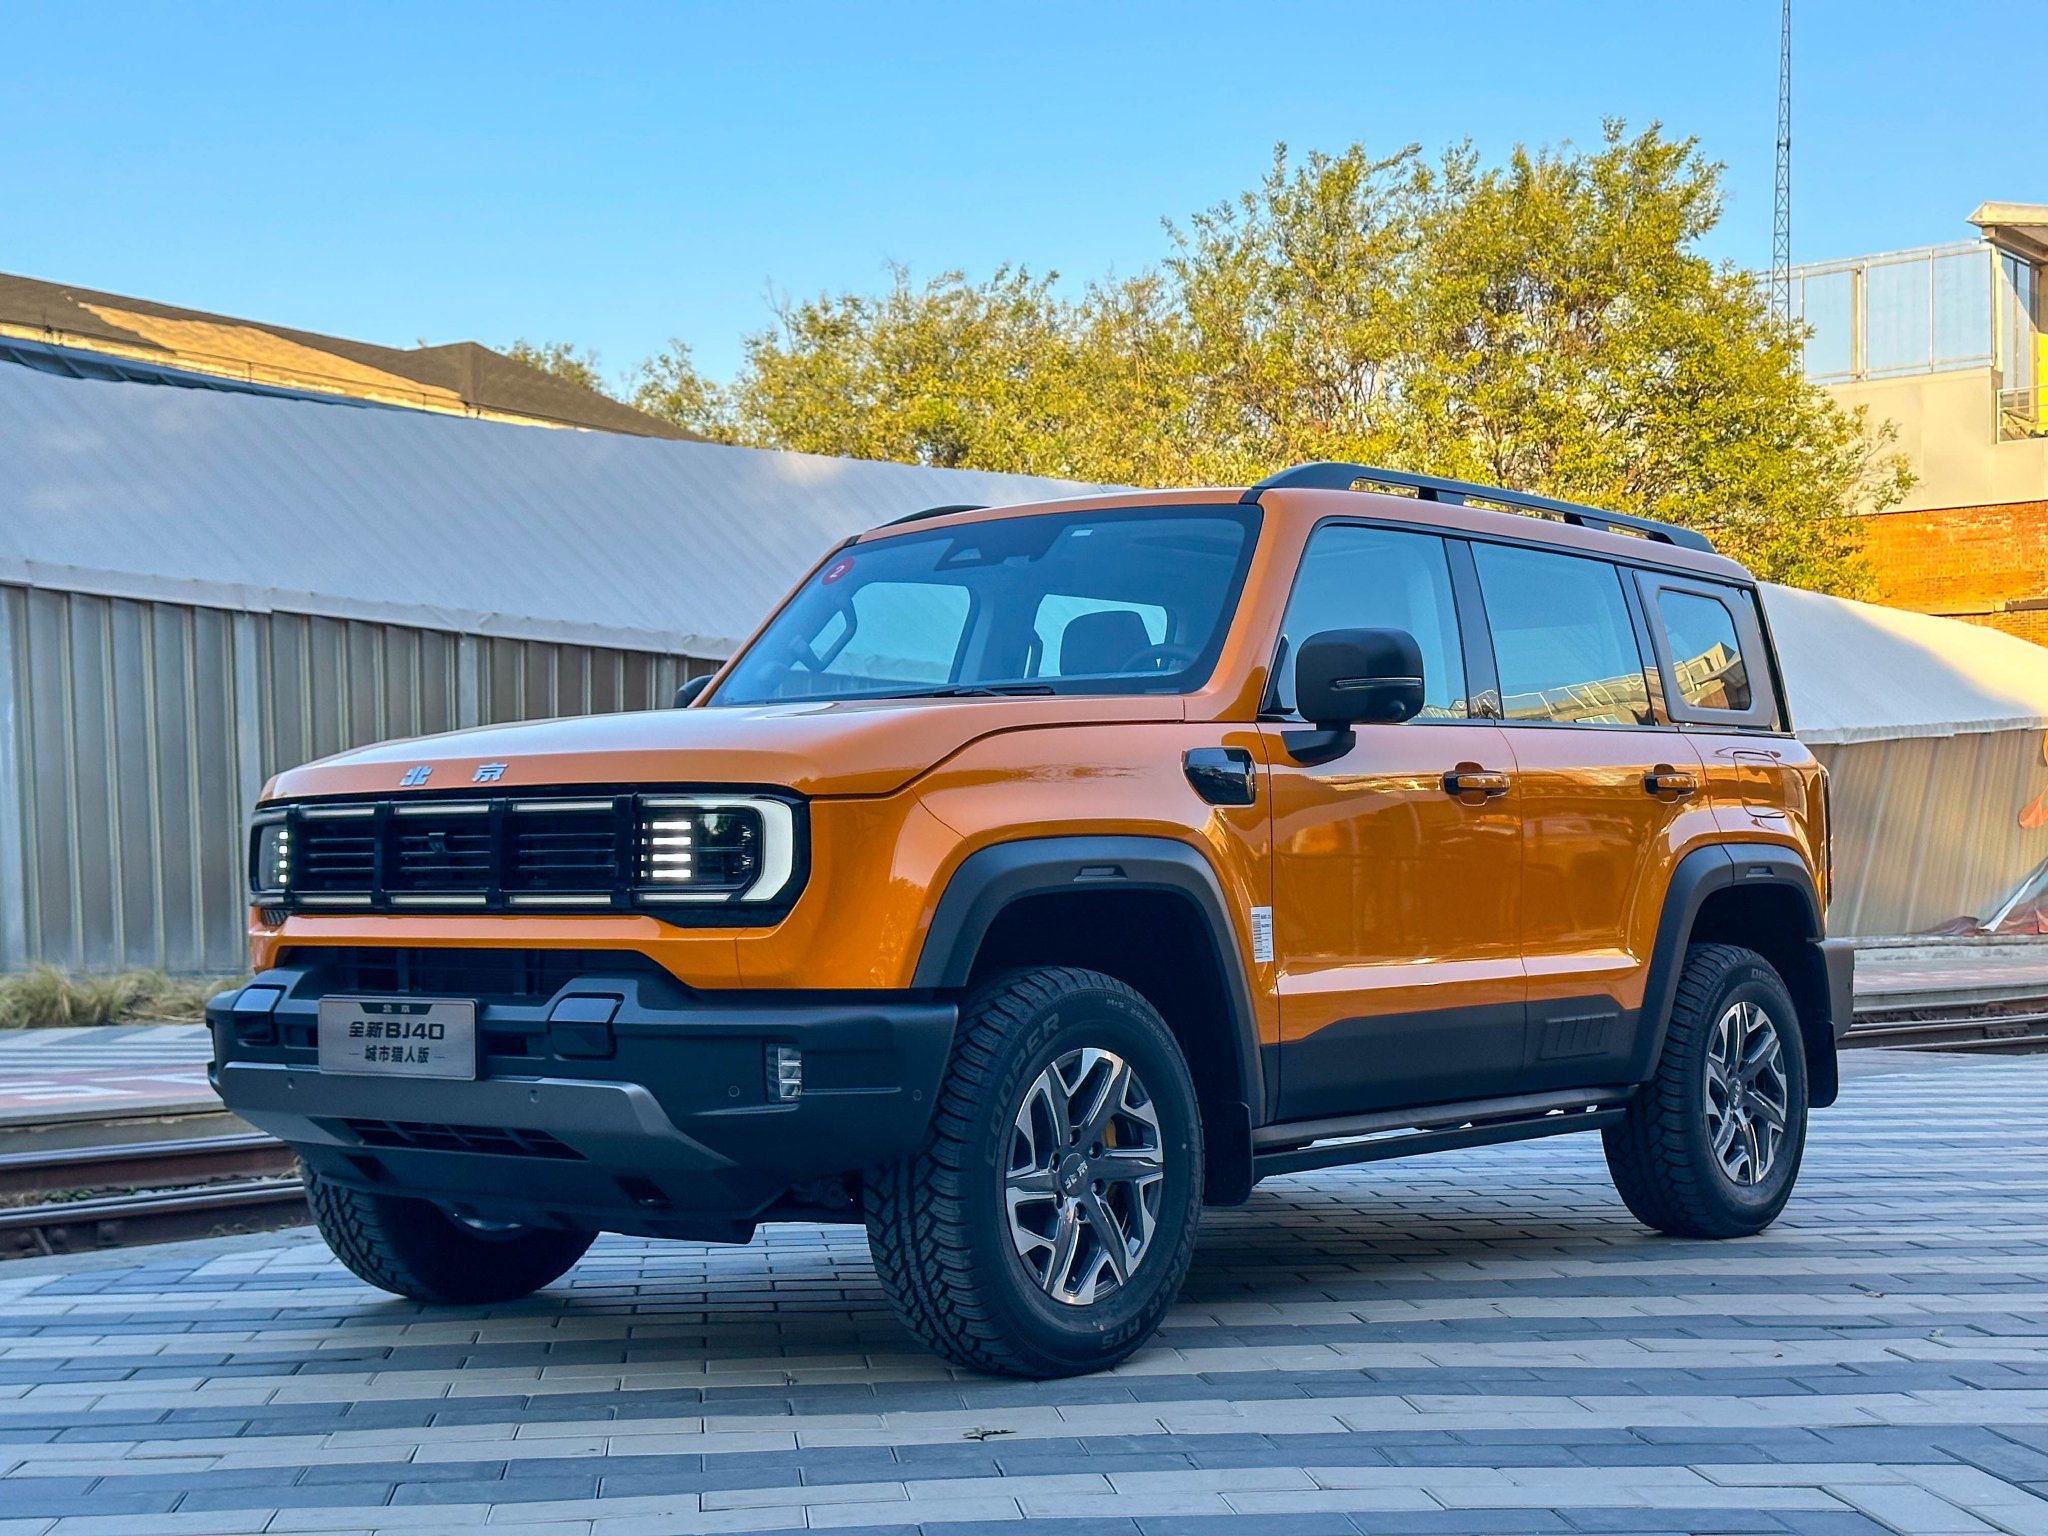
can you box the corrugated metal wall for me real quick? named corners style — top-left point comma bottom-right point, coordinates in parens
top-left (0, 583), bottom-right (714, 975)
top-left (1815, 730), bottom-right (2048, 937)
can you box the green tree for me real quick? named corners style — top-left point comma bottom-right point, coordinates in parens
top-left (663, 124), bottom-right (1910, 593)
top-left (632, 340), bottom-right (731, 438)
top-left (504, 339), bottom-right (614, 398)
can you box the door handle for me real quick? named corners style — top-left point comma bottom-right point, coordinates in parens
top-left (1442, 767), bottom-right (1511, 800)
top-left (1644, 766), bottom-right (1698, 798)
top-left (1184, 747), bottom-right (1257, 806)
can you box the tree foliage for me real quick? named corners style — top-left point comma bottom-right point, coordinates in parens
top-left (632, 124), bottom-right (1913, 593)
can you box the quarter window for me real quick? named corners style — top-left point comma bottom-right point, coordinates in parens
top-left (1472, 544), bottom-right (1651, 726)
top-left (1657, 590), bottom-right (1752, 712)
top-left (1274, 526), bottom-right (1469, 718)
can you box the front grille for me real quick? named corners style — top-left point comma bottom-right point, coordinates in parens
top-left (296, 814), bottom-right (378, 895)
top-left (335, 1118), bottom-right (584, 1160)
top-left (510, 805), bottom-right (618, 890)
top-left (390, 807), bottom-right (493, 891)
top-left (282, 795), bottom-right (630, 910)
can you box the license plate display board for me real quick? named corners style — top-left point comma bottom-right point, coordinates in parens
top-left (316, 998), bottom-right (477, 1080)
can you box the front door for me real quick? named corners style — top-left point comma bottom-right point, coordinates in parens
top-left (1262, 523), bottom-right (1525, 1121)
top-left (1469, 540), bottom-right (1713, 1087)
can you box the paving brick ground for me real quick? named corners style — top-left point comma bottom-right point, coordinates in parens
top-left (2, 1050), bottom-right (2046, 1535)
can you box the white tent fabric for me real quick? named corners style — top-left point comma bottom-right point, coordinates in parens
top-left (0, 363), bottom-right (1101, 659)
top-left (3, 359), bottom-right (2045, 747)
top-left (1762, 583), bottom-right (2048, 745)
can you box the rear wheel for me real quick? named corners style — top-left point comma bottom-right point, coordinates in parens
top-left (1604, 943), bottom-right (1809, 1239)
top-left (865, 966), bottom-right (1203, 1378)
top-left (303, 1165), bottom-right (594, 1304)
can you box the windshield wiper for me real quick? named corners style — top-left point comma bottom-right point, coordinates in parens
top-left (877, 683), bottom-right (1058, 699)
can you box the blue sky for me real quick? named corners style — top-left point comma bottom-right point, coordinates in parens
top-left (0, 1), bottom-right (2032, 387)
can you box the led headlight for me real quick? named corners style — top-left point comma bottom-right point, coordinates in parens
top-left (250, 816), bottom-right (292, 895)
top-left (635, 796), bottom-right (796, 904)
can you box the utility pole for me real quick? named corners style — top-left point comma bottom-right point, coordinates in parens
top-left (1772, 0), bottom-right (1793, 326)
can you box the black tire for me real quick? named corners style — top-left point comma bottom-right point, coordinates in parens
top-left (865, 966), bottom-right (1204, 1378)
top-left (303, 1164), bottom-right (594, 1304)
top-left (1604, 943), bottom-right (1809, 1239)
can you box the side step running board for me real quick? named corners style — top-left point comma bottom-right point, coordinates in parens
top-left (1251, 1086), bottom-right (1634, 1180)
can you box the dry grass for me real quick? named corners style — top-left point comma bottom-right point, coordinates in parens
top-left (0, 967), bottom-right (241, 1029)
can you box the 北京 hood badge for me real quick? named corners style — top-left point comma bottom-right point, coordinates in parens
top-left (398, 762), bottom-right (507, 787)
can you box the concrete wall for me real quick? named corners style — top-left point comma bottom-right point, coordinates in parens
top-left (1828, 368), bottom-right (2048, 515)
top-left (1824, 368), bottom-right (2048, 646)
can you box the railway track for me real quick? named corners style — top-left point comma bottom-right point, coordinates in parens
top-left (0, 1133), bottom-right (304, 1258)
top-left (1846, 999), bottom-right (2048, 1053)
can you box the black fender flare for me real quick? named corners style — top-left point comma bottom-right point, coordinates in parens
top-left (1636, 842), bottom-right (1841, 1108)
top-left (912, 835), bottom-right (1266, 1198)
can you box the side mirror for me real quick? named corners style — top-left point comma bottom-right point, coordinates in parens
top-left (673, 675), bottom-right (712, 709)
top-left (1286, 628), bottom-right (1424, 763)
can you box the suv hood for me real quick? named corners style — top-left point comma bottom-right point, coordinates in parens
top-left (264, 694), bottom-right (1187, 802)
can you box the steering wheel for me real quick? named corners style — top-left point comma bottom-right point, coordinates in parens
top-left (1120, 642), bottom-right (1203, 674)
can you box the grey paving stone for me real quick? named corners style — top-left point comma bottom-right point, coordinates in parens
top-left (0, 1054), bottom-right (2042, 1535)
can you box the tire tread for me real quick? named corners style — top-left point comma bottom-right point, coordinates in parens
top-left (865, 966), bottom-right (1199, 1377)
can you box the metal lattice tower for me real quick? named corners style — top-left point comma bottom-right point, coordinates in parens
top-left (1771, 0), bottom-right (1793, 325)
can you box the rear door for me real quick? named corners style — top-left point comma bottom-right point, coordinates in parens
top-left (1632, 576), bottom-right (1797, 836)
top-left (1467, 542), bottom-right (1711, 1089)
top-left (1261, 523), bottom-right (1525, 1120)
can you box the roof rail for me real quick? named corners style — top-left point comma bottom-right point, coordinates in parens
top-left (887, 502), bottom-right (987, 527)
top-left (1241, 462), bottom-right (1714, 553)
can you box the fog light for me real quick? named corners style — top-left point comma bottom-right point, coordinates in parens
top-left (767, 1045), bottom-right (802, 1102)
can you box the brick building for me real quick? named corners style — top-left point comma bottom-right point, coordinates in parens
top-left (1794, 203), bottom-right (2048, 643)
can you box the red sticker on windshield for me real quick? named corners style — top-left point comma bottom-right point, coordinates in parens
top-left (821, 556), bottom-right (855, 585)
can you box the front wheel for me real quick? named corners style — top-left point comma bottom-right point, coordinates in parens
top-left (865, 967), bottom-right (1204, 1378)
top-left (1604, 943), bottom-right (1809, 1238)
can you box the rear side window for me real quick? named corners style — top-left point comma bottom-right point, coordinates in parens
top-left (1274, 525), bottom-right (1470, 718)
top-left (1471, 544), bottom-right (1651, 726)
top-left (1657, 590), bottom-right (1751, 712)
top-left (1636, 575), bottom-right (1779, 729)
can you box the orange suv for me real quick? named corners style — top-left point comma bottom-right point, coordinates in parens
top-left (210, 463), bottom-right (1854, 1377)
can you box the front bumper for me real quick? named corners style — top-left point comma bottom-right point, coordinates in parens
top-left (206, 957), bottom-right (956, 1241)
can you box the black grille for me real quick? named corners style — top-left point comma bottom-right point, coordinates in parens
top-left (390, 808), bottom-right (494, 891)
top-left (336, 1118), bottom-right (584, 1160)
top-left (295, 815), bottom-right (377, 894)
top-left (282, 796), bottom-right (627, 909)
top-left (510, 805), bottom-right (618, 890)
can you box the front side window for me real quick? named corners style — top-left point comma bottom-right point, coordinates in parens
top-left (1657, 589), bottom-right (1752, 712)
top-left (1472, 544), bottom-right (1651, 726)
top-left (1271, 525), bottom-right (1470, 718)
top-left (714, 507), bottom-right (1258, 705)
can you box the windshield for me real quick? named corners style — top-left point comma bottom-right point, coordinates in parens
top-left (712, 505), bottom-right (1260, 706)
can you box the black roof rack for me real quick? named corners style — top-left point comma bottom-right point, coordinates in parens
top-left (1241, 462), bottom-right (1714, 553)
top-left (886, 502), bottom-right (988, 527)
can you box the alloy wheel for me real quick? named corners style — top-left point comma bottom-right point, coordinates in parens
top-left (1004, 1047), bottom-right (1167, 1305)
top-left (1703, 999), bottom-right (1790, 1187)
